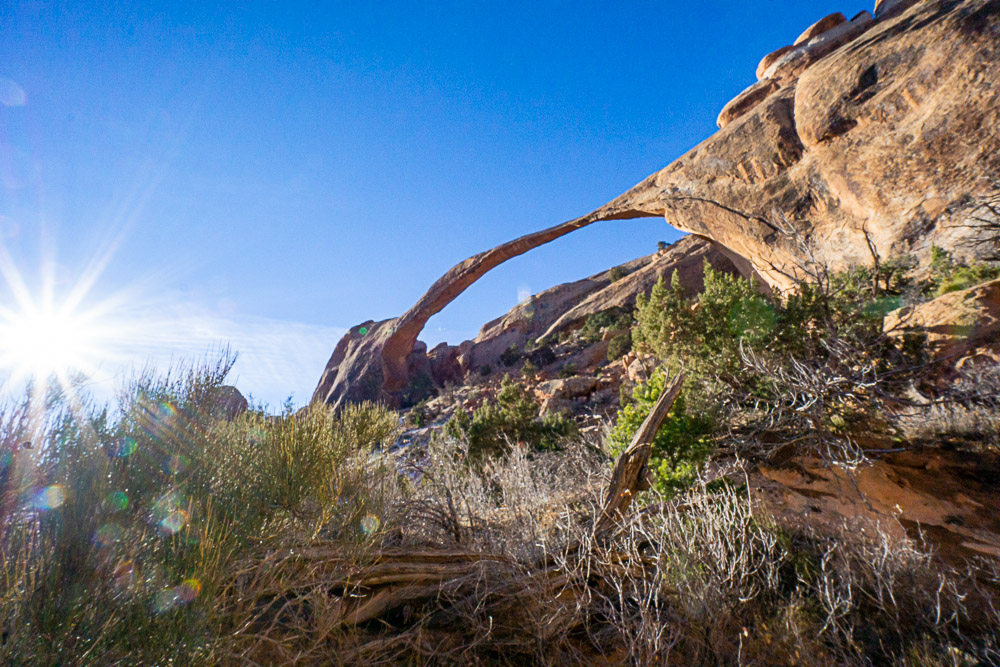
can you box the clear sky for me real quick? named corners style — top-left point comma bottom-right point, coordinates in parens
top-left (0, 0), bottom-right (851, 408)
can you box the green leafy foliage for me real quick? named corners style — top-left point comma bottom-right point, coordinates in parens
top-left (632, 261), bottom-right (926, 452)
top-left (608, 369), bottom-right (713, 496)
top-left (633, 266), bottom-right (772, 403)
top-left (927, 245), bottom-right (1000, 297)
top-left (527, 344), bottom-right (556, 368)
top-left (578, 307), bottom-right (633, 344)
top-left (443, 375), bottom-right (577, 459)
top-left (607, 266), bottom-right (628, 282)
top-left (499, 344), bottom-right (522, 368)
top-left (607, 331), bottom-right (632, 361)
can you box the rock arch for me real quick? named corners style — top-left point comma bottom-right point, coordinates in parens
top-left (313, 0), bottom-right (1000, 409)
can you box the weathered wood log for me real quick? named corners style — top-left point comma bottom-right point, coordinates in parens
top-left (594, 372), bottom-right (684, 536)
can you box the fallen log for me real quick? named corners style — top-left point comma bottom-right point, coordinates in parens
top-left (594, 372), bottom-right (684, 536)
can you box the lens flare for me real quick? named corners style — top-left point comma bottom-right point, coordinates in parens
top-left (164, 453), bottom-right (189, 475)
top-left (152, 588), bottom-right (179, 614)
top-left (159, 509), bottom-right (189, 535)
top-left (112, 560), bottom-right (137, 592)
top-left (33, 485), bottom-right (66, 510)
top-left (360, 514), bottom-right (380, 535)
top-left (151, 491), bottom-right (189, 534)
top-left (175, 578), bottom-right (202, 604)
top-left (106, 491), bottom-right (129, 511)
top-left (112, 437), bottom-right (137, 458)
top-left (95, 523), bottom-right (123, 547)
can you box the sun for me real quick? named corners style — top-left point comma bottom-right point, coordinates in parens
top-left (0, 300), bottom-right (108, 386)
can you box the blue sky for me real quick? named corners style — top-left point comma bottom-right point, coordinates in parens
top-left (0, 0), bottom-right (851, 408)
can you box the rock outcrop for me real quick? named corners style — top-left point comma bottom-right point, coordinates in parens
top-left (315, 0), bottom-right (1000, 409)
top-left (885, 278), bottom-right (1000, 361)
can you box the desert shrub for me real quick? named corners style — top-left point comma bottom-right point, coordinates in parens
top-left (926, 245), bottom-right (1000, 296)
top-left (608, 369), bottom-right (713, 496)
top-left (520, 358), bottom-right (537, 376)
top-left (478, 364), bottom-right (492, 377)
top-left (528, 344), bottom-right (557, 367)
top-left (607, 330), bottom-right (632, 361)
top-left (632, 262), bottom-right (926, 458)
top-left (579, 306), bottom-right (633, 344)
top-left (443, 375), bottom-right (577, 459)
top-left (608, 265), bottom-right (628, 282)
top-left (406, 399), bottom-right (428, 427)
top-left (0, 356), bottom-right (400, 665)
top-left (557, 362), bottom-right (578, 378)
top-left (499, 343), bottom-right (522, 367)
top-left (657, 240), bottom-right (668, 251)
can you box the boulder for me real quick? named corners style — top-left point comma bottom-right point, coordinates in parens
top-left (534, 376), bottom-right (600, 402)
top-left (717, 78), bottom-right (780, 129)
top-left (211, 385), bottom-right (248, 420)
top-left (756, 45), bottom-right (797, 80)
top-left (793, 12), bottom-right (846, 45)
top-left (884, 279), bottom-right (1000, 361)
top-left (428, 343), bottom-right (464, 387)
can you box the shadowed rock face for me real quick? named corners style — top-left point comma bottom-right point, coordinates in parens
top-left (314, 0), bottom-right (1000, 409)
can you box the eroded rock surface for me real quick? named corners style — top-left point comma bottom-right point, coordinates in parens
top-left (885, 278), bottom-right (1000, 361)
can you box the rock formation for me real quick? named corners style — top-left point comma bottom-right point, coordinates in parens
top-left (315, 0), bottom-right (1000, 409)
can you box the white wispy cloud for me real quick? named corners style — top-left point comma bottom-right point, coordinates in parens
top-left (87, 301), bottom-right (345, 410)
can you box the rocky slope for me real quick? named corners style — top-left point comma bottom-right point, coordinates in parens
top-left (313, 0), bottom-right (1000, 410)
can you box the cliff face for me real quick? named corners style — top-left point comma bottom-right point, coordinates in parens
top-left (314, 0), bottom-right (1000, 409)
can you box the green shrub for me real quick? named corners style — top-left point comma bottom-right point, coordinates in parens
top-left (579, 307), bottom-right (633, 344)
top-left (528, 344), bottom-right (557, 367)
top-left (443, 376), bottom-right (577, 459)
top-left (657, 240), bottom-right (668, 252)
top-left (927, 245), bottom-right (1000, 297)
top-left (608, 369), bottom-right (713, 496)
top-left (607, 331), bottom-right (632, 361)
top-left (632, 261), bottom-right (925, 453)
top-left (633, 265), bottom-right (769, 403)
top-left (406, 400), bottom-right (429, 427)
top-left (557, 362), bottom-right (578, 379)
top-left (499, 344), bottom-right (522, 368)
top-left (608, 266), bottom-right (628, 282)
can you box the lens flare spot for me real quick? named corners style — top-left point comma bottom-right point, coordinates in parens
top-left (164, 453), bottom-right (189, 475)
top-left (152, 587), bottom-right (179, 614)
top-left (360, 514), bottom-right (380, 535)
top-left (112, 560), bottom-right (137, 592)
top-left (158, 402), bottom-right (177, 418)
top-left (175, 578), bottom-right (202, 604)
top-left (0, 77), bottom-right (27, 107)
top-left (0, 450), bottom-right (12, 470)
top-left (113, 437), bottom-right (137, 458)
top-left (358, 326), bottom-right (368, 335)
top-left (34, 485), bottom-right (66, 510)
top-left (106, 491), bottom-right (129, 511)
top-left (159, 509), bottom-right (189, 535)
top-left (95, 523), bottom-right (123, 547)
